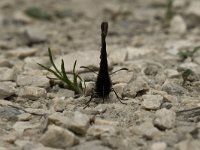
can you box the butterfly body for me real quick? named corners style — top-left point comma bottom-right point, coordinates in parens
top-left (83, 22), bottom-right (127, 108)
top-left (95, 22), bottom-right (111, 98)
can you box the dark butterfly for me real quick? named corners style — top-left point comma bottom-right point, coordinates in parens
top-left (81, 22), bottom-right (128, 108)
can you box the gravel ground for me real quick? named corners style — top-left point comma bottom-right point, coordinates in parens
top-left (0, 0), bottom-right (200, 150)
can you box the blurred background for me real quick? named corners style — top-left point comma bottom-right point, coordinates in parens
top-left (0, 0), bottom-right (199, 57)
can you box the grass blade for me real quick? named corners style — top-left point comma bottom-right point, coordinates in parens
top-left (192, 46), bottom-right (200, 54)
top-left (37, 63), bottom-right (63, 81)
top-left (48, 48), bottom-right (62, 76)
top-left (61, 59), bottom-right (72, 85)
top-left (73, 60), bottom-right (78, 87)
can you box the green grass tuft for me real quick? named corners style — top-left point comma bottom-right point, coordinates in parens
top-left (37, 48), bottom-right (86, 95)
top-left (181, 69), bottom-right (194, 86)
top-left (165, 0), bottom-right (174, 23)
top-left (178, 46), bottom-right (200, 61)
top-left (25, 7), bottom-right (52, 20)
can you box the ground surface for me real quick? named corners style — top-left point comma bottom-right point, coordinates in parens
top-left (0, 0), bottom-right (200, 150)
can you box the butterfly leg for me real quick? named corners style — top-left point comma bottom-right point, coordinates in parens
top-left (111, 88), bottom-right (127, 105)
top-left (83, 94), bottom-right (95, 109)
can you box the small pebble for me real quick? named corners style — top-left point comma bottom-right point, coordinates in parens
top-left (142, 94), bottom-right (163, 110)
top-left (154, 108), bottom-right (176, 130)
top-left (40, 125), bottom-right (79, 148)
top-left (0, 82), bottom-right (16, 98)
top-left (18, 86), bottom-right (47, 100)
top-left (151, 142), bottom-right (167, 150)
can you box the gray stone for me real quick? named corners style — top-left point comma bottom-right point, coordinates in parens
top-left (163, 94), bottom-right (178, 103)
top-left (0, 40), bottom-right (13, 50)
top-left (24, 56), bottom-right (50, 70)
top-left (0, 106), bottom-right (21, 121)
top-left (111, 68), bottom-right (133, 84)
top-left (13, 121), bottom-right (41, 136)
top-left (187, 1), bottom-right (200, 18)
top-left (14, 140), bottom-right (36, 150)
top-left (0, 99), bottom-right (13, 106)
top-left (18, 86), bottom-right (47, 100)
top-left (48, 113), bottom-right (70, 126)
top-left (0, 14), bottom-right (4, 26)
top-left (151, 142), bottom-right (167, 150)
top-left (95, 118), bottom-right (119, 126)
top-left (79, 72), bottom-right (96, 82)
top-left (0, 147), bottom-right (8, 150)
top-left (0, 58), bottom-right (12, 67)
top-left (55, 88), bottom-right (74, 98)
top-left (108, 46), bottom-right (127, 64)
top-left (178, 62), bottom-right (200, 74)
top-left (24, 108), bottom-right (50, 115)
top-left (14, 140), bottom-right (55, 150)
top-left (143, 62), bottom-right (163, 76)
top-left (112, 83), bottom-right (127, 98)
top-left (176, 140), bottom-right (200, 150)
top-left (16, 75), bottom-right (50, 89)
top-left (17, 113), bottom-right (32, 121)
top-left (67, 111), bottom-right (90, 135)
top-left (126, 47), bottom-right (156, 60)
top-left (155, 72), bottom-right (166, 85)
top-left (170, 15), bottom-right (187, 34)
top-left (142, 95), bottom-right (163, 110)
top-left (53, 97), bottom-right (67, 112)
top-left (161, 80), bottom-right (186, 95)
top-left (150, 0), bottom-right (166, 6)
top-left (40, 125), bottom-right (79, 148)
top-left (31, 101), bottom-right (43, 108)
top-left (194, 56), bottom-right (200, 65)
top-left (53, 50), bottom-right (104, 73)
top-left (20, 69), bottom-right (45, 76)
top-left (123, 77), bottom-right (149, 97)
top-left (33, 146), bottom-right (62, 150)
top-left (23, 27), bottom-right (47, 44)
top-left (48, 111), bottom-right (90, 135)
top-left (72, 140), bottom-right (111, 150)
top-left (87, 124), bottom-right (116, 138)
top-left (164, 40), bottom-right (193, 55)
top-left (154, 108), bottom-right (176, 129)
top-left (130, 120), bottom-right (161, 140)
top-left (6, 48), bottom-right (38, 59)
top-left (0, 82), bottom-right (16, 98)
top-left (174, 0), bottom-right (187, 8)
top-left (13, 11), bottom-right (33, 24)
top-left (178, 62), bottom-right (198, 69)
top-left (164, 69), bottom-right (179, 78)
top-left (0, 67), bottom-right (15, 81)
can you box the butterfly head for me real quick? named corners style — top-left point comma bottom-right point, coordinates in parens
top-left (101, 22), bottom-right (108, 37)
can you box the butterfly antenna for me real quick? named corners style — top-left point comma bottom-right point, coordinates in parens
top-left (110, 68), bottom-right (128, 75)
top-left (80, 66), bottom-right (98, 75)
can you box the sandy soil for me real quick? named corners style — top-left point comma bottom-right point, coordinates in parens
top-left (0, 0), bottom-right (200, 150)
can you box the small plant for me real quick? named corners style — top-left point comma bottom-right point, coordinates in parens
top-left (54, 9), bottom-right (73, 19)
top-left (181, 69), bottom-right (194, 86)
top-left (178, 46), bottom-right (200, 61)
top-left (25, 7), bottom-right (53, 20)
top-left (165, 0), bottom-right (174, 23)
top-left (38, 48), bottom-right (85, 95)
top-left (25, 7), bottom-right (74, 20)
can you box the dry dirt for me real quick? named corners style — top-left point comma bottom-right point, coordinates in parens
top-left (0, 0), bottom-right (200, 150)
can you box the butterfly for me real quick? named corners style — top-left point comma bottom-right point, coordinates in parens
top-left (81, 22), bottom-right (128, 108)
